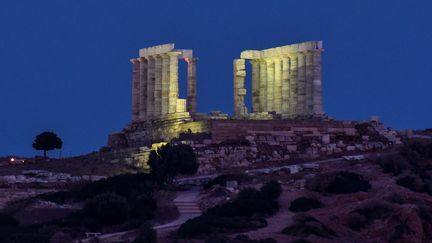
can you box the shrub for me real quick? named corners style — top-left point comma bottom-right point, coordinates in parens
top-left (131, 194), bottom-right (157, 219)
top-left (132, 223), bottom-right (157, 243)
top-left (260, 181), bottom-right (282, 199)
top-left (346, 212), bottom-right (367, 231)
top-left (149, 143), bottom-right (198, 184)
top-left (82, 193), bottom-right (129, 226)
top-left (396, 174), bottom-right (425, 192)
top-left (0, 213), bottom-right (18, 227)
top-left (282, 213), bottom-right (336, 239)
top-left (289, 197), bottom-right (322, 212)
top-left (378, 156), bottom-right (410, 175)
top-left (306, 171), bottom-right (370, 194)
top-left (204, 173), bottom-right (252, 190)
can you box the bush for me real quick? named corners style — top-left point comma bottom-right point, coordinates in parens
top-left (82, 193), bottom-right (129, 226)
top-left (149, 143), bottom-right (198, 184)
top-left (289, 197), bottom-right (322, 212)
top-left (282, 213), bottom-right (336, 239)
top-left (204, 173), bottom-right (252, 190)
top-left (306, 171), bottom-right (370, 194)
top-left (378, 156), bottom-right (410, 175)
top-left (260, 181), bottom-right (282, 200)
top-left (0, 213), bottom-right (18, 227)
top-left (131, 194), bottom-right (157, 219)
top-left (396, 174), bottom-right (425, 192)
top-left (132, 223), bottom-right (157, 243)
top-left (346, 212), bottom-right (367, 231)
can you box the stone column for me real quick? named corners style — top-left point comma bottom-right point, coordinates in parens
top-left (234, 59), bottom-right (247, 117)
top-left (146, 56), bottom-right (155, 119)
top-left (266, 59), bottom-right (275, 112)
top-left (259, 60), bottom-right (267, 112)
top-left (289, 54), bottom-right (298, 116)
top-left (296, 52), bottom-right (306, 115)
top-left (274, 58), bottom-right (282, 113)
top-left (138, 57), bottom-right (148, 121)
top-left (305, 51), bottom-right (314, 115)
top-left (154, 55), bottom-right (163, 117)
top-left (281, 56), bottom-right (290, 116)
top-left (312, 50), bottom-right (323, 115)
top-left (187, 58), bottom-right (198, 114)
top-left (251, 60), bottom-right (260, 113)
top-left (168, 52), bottom-right (180, 114)
top-left (161, 54), bottom-right (170, 115)
top-left (130, 58), bottom-right (140, 122)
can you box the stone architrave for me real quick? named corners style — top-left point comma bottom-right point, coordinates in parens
top-left (154, 55), bottom-right (163, 117)
top-left (130, 58), bottom-right (140, 122)
top-left (138, 57), bottom-right (148, 121)
top-left (251, 60), bottom-right (260, 112)
top-left (266, 59), bottom-right (275, 112)
top-left (146, 56), bottom-right (155, 119)
top-left (234, 59), bottom-right (247, 117)
top-left (187, 58), bottom-right (198, 114)
top-left (281, 57), bottom-right (290, 116)
top-left (161, 54), bottom-right (170, 115)
top-left (274, 58), bottom-right (282, 113)
top-left (259, 60), bottom-right (267, 112)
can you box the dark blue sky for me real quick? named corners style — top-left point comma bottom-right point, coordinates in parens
top-left (1, 1), bottom-right (431, 157)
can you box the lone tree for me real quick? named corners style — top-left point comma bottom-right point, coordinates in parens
top-left (32, 131), bottom-right (63, 159)
top-left (149, 143), bottom-right (198, 184)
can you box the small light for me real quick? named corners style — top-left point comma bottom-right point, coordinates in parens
top-left (10, 158), bottom-right (15, 162)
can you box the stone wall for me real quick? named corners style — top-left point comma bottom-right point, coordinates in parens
top-left (103, 119), bottom-right (401, 174)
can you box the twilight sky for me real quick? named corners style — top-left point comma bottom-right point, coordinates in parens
top-left (1, 0), bottom-right (431, 157)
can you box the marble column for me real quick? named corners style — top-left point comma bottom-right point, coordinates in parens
top-left (154, 55), bottom-right (163, 117)
top-left (266, 59), bottom-right (275, 112)
top-left (289, 54), bottom-right (298, 116)
top-left (296, 52), bottom-right (306, 115)
top-left (305, 51), bottom-right (314, 115)
top-left (187, 58), bottom-right (198, 114)
top-left (234, 59), bottom-right (247, 117)
top-left (161, 54), bottom-right (170, 115)
top-left (138, 57), bottom-right (148, 121)
top-left (146, 56), bottom-right (155, 119)
top-left (312, 50), bottom-right (323, 115)
top-left (274, 58), bottom-right (282, 113)
top-left (281, 56), bottom-right (290, 116)
top-left (168, 52), bottom-right (180, 114)
top-left (130, 58), bottom-right (140, 122)
top-left (259, 60), bottom-right (267, 112)
top-left (251, 60), bottom-right (260, 113)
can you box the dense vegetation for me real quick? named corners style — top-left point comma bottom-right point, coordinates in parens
top-left (289, 196), bottom-right (322, 212)
top-left (178, 181), bottom-right (282, 237)
top-left (282, 213), bottom-right (336, 239)
top-left (306, 171), bottom-right (370, 194)
top-left (149, 143), bottom-right (198, 184)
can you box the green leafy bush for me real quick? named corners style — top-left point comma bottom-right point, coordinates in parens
top-left (204, 173), bottom-right (252, 190)
top-left (259, 180), bottom-right (282, 199)
top-left (132, 223), bottom-right (157, 243)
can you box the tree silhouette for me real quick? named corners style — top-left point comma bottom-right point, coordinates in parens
top-left (149, 143), bottom-right (198, 184)
top-left (32, 131), bottom-right (63, 159)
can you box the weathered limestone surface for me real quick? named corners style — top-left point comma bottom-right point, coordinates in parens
top-left (130, 59), bottom-right (140, 122)
top-left (234, 41), bottom-right (324, 118)
top-left (234, 59), bottom-right (247, 118)
top-left (187, 58), bottom-right (198, 114)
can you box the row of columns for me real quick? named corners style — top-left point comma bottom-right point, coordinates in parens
top-left (234, 50), bottom-right (323, 118)
top-left (131, 53), bottom-right (198, 122)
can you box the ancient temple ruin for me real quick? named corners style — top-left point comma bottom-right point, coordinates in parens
top-left (130, 44), bottom-right (197, 122)
top-left (234, 41), bottom-right (324, 119)
top-left (105, 41), bottom-right (401, 171)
